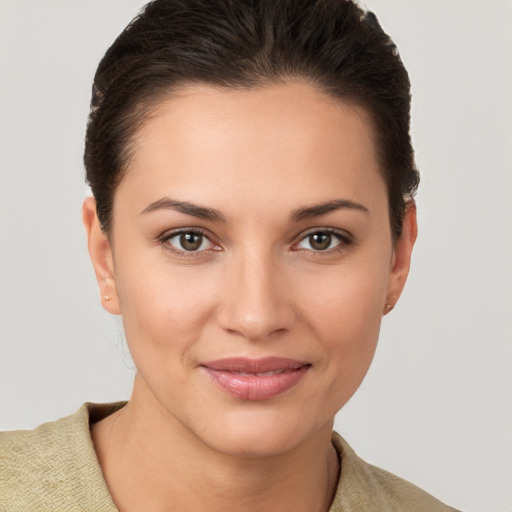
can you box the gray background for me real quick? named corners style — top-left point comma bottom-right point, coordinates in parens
top-left (1, 1), bottom-right (511, 511)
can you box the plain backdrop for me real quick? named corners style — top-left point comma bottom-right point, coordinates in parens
top-left (1, 1), bottom-right (511, 511)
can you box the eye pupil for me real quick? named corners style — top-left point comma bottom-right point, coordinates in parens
top-left (180, 233), bottom-right (202, 251)
top-left (310, 233), bottom-right (331, 251)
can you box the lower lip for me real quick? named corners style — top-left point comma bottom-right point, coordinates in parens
top-left (201, 366), bottom-right (310, 401)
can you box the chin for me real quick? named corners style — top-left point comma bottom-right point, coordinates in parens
top-left (189, 404), bottom-right (333, 458)
top-left (202, 428), bottom-right (304, 458)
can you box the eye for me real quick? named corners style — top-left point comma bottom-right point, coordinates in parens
top-left (164, 230), bottom-right (215, 253)
top-left (294, 230), bottom-right (351, 252)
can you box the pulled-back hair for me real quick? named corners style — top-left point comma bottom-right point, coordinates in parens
top-left (84, 0), bottom-right (418, 239)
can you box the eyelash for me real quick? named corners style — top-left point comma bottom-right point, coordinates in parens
top-left (158, 228), bottom-right (220, 258)
top-left (157, 227), bottom-right (353, 257)
top-left (292, 228), bottom-right (353, 254)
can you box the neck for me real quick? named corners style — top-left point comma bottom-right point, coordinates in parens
top-left (92, 375), bottom-right (340, 512)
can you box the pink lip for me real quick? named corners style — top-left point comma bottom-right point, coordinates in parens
top-left (200, 357), bottom-right (311, 401)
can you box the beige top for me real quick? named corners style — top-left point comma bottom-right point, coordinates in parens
top-left (1, 402), bottom-right (460, 511)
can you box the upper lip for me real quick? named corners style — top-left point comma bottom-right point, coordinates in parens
top-left (200, 357), bottom-right (310, 373)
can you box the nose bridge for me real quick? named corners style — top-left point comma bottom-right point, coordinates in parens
top-left (219, 244), bottom-right (293, 340)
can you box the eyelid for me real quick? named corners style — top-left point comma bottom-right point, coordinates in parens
top-left (158, 227), bottom-right (221, 255)
top-left (156, 226), bottom-right (352, 256)
top-left (291, 227), bottom-right (353, 252)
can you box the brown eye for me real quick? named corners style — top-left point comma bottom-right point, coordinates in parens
top-left (295, 230), bottom-right (350, 252)
top-left (309, 233), bottom-right (332, 251)
top-left (180, 233), bottom-right (203, 251)
top-left (166, 231), bottom-right (214, 252)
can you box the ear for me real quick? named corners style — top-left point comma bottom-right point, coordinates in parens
top-left (82, 197), bottom-right (121, 315)
top-left (383, 202), bottom-right (418, 315)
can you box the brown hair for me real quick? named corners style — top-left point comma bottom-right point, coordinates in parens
top-left (84, 0), bottom-right (419, 239)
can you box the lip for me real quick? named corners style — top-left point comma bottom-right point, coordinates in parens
top-left (200, 357), bottom-right (311, 401)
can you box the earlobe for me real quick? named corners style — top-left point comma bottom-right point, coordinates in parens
top-left (383, 202), bottom-right (418, 315)
top-left (82, 197), bottom-right (121, 315)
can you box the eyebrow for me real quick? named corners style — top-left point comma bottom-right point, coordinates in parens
top-left (290, 199), bottom-right (369, 222)
top-left (141, 198), bottom-right (226, 223)
top-left (141, 197), bottom-right (368, 224)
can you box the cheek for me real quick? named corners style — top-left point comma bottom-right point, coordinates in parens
top-left (113, 249), bottom-right (219, 359)
top-left (294, 260), bottom-right (389, 392)
top-left (297, 260), bottom-right (388, 336)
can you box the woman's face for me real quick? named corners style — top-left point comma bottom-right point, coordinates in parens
top-left (85, 81), bottom-right (415, 456)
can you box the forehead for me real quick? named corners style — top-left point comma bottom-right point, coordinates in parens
top-left (118, 81), bottom-right (386, 217)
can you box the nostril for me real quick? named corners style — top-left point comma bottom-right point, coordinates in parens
top-left (216, 261), bottom-right (296, 340)
top-left (220, 311), bottom-right (293, 341)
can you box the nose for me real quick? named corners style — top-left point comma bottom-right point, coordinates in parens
top-left (217, 250), bottom-right (296, 341)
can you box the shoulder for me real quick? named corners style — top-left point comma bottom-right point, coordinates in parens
top-left (1, 402), bottom-right (124, 511)
top-left (330, 432), bottom-right (461, 512)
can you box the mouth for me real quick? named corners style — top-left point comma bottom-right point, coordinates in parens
top-left (200, 357), bottom-right (311, 401)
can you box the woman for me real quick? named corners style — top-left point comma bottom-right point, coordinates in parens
top-left (2, 1), bottom-right (460, 510)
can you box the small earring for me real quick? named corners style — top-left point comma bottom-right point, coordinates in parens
top-left (385, 303), bottom-right (395, 313)
top-left (103, 295), bottom-right (111, 302)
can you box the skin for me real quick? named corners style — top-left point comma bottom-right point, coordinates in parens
top-left (83, 81), bottom-right (417, 512)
